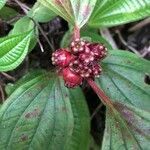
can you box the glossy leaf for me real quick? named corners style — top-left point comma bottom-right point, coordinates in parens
top-left (0, 0), bottom-right (6, 10)
top-left (0, 70), bottom-right (90, 150)
top-left (0, 30), bottom-right (33, 72)
top-left (89, 0), bottom-right (150, 27)
top-left (39, 0), bottom-right (97, 28)
top-left (28, 2), bottom-right (56, 23)
top-left (96, 50), bottom-right (150, 149)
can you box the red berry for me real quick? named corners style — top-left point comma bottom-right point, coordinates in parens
top-left (90, 63), bottom-right (102, 77)
top-left (70, 39), bottom-right (86, 54)
top-left (87, 43), bottom-right (107, 60)
top-left (69, 59), bottom-right (92, 78)
top-left (62, 68), bottom-right (83, 88)
top-left (69, 59), bottom-right (83, 73)
top-left (79, 51), bottom-right (95, 64)
top-left (51, 49), bottom-right (74, 67)
top-left (80, 65), bottom-right (92, 78)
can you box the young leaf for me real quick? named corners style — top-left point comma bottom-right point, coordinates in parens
top-left (0, 70), bottom-right (90, 150)
top-left (0, 0), bottom-right (6, 10)
top-left (89, 0), bottom-right (150, 27)
top-left (39, 0), bottom-right (97, 28)
top-left (28, 2), bottom-right (56, 23)
top-left (96, 50), bottom-right (150, 149)
top-left (0, 30), bottom-right (33, 72)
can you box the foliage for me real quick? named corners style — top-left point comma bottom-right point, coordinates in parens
top-left (0, 0), bottom-right (150, 149)
top-left (0, 71), bottom-right (90, 150)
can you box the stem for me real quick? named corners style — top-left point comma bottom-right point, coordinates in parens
top-left (87, 78), bottom-right (114, 109)
top-left (73, 25), bottom-right (80, 40)
top-left (1, 72), bottom-right (15, 81)
top-left (14, 0), bottom-right (30, 14)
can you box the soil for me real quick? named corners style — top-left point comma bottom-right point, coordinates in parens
top-left (0, 0), bottom-right (150, 148)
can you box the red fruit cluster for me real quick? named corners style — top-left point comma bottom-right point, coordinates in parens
top-left (51, 39), bottom-right (107, 88)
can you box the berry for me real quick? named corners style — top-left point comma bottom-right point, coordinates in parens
top-left (90, 63), bottom-right (102, 77)
top-left (51, 49), bottom-right (74, 67)
top-left (80, 65), bottom-right (92, 78)
top-left (62, 68), bottom-right (83, 88)
top-left (69, 59), bottom-right (92, 78)
top-left (69, 59), bottom-right (83, 73)
top-left (70, 39), bottom-right (86, 54)
top-left (87, 43), bottom-right (107, 60)
top-left (51, 39), bottom-right (107, 88)
top-left (79, 51), bottom-right (95, 64)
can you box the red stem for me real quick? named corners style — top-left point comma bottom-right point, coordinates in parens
top-left (87, 78), bottom-right (114, 109)
top-left (73, 25), bottom-right (80, 40)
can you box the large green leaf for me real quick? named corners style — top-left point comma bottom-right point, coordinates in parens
top-left (0, 0), bottom-right (6, 10)
top-left (100, 50), bottom-right (150, 110)
top-left (97, 50), bottom-right (150, 149)
top-left (28, 2), bottom-right (56, 23)
top-left (39, 0), bottom-right (97, 28)
top-left (0, 70), bottom-right (90, 150)
top-left (89, 0), bottom-right (150, 27)
top-left (0, 30), bottom-right (33, 72)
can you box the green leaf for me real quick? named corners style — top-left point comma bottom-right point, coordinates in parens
top-left (81, 31), bottom-right (112, 50)
top-left (99, 50), bottom-right (150, 110)
top-left (10, 16), bottom-right (38, 51)
top-left (61, 30), bottom-right (112, 49)
top-left (102, 103), bottom-right (150, 150)
top-left (0, 30), bottom-right (33, 72)
top-left (39, 0), bottom-right (97, 28)
top-left (0, 6), bottom-right (18, 21)
top-left (89, 0), bottom-right (150, 27)
top-left (10, 17), bottom-right (35, 35)
top-left (28, 2), bottom-right (56, 23)
top-left (0, 0), bottom-right (6, 10)
top-left (96, 50), bottom-right (150, 149)
top-left (0, 70), bottom-right (90, 150)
